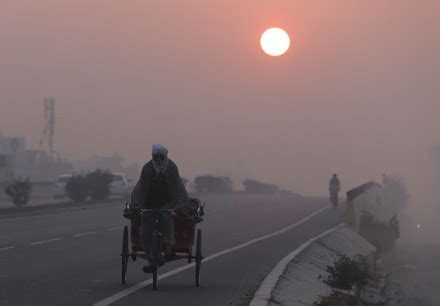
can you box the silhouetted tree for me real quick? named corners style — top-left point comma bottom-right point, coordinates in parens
top-left (87, 169), bottom-right (113, 201)
top-left (4, 178), bottom-right (32, 207)
top-left (66, 174), bottom-right (89, 203)
top-left (194, 175), bottom-right (233, 193)
top-left (382, 174), bottom-right (409, 212)
top-left (243, 179), bottom-right (279, 194)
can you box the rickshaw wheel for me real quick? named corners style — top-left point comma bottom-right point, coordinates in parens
top-left (151, 230), bottom-right (160, 290)
top-left (188, 247), bottom-right (193, 263)
top-left (195, 229), bottom-right (202, 287)
top-left (121, 226), bottom-right (129, 284)
top-left (152, 262), bottom-right (158, 290)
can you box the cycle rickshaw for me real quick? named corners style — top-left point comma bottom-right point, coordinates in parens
top-left (121, 198), bottom-right (205, 290)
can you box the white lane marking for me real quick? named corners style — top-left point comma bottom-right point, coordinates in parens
top-left (249, 223), bottom-right (345, 306)
top-left (30, 238), bottom-right (61, 245)
top-left (74, 232), bottom-right (97, 238)
top-left (107, 226), bottom-right (123, 232)
top-left (93, 206), bottom-right (330, 306)
top-left (0, 215), bottom-right (38, 223)
top-left (0, 246), bottom-right (16, 251)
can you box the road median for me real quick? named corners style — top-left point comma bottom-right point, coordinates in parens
top-left (0, 197), bottom-right (124, 218)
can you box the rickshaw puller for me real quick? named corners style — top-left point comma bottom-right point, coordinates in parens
top-left (130, 144), bottom-right (189, 272)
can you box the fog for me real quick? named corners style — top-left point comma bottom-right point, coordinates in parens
top-left (1, 1), bottom-right (439, 196)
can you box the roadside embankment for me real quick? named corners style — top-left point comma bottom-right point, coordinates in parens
top-left (250, 224), bottom-right (379, 306)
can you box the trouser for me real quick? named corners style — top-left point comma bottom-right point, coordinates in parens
top-left (330, 192), bottom-right (339, 207)
top-left (140, 212), bottom-right (175, 258)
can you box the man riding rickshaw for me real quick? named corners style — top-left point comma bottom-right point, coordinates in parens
top-left (123, 145), bottom-right (204, 288)
top-left (128, 144), bottom-right (191, 271)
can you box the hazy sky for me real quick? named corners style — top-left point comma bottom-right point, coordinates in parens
top-left (1, 1), bottom-right (439, 195)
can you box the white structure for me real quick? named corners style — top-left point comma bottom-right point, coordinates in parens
top-left (0, 133), bottom-right (71, 183)
top-left (40, 97), bottom-right (56, 160)
top-left (345, 181), bottom-right (398, 230)
top-left (0, 134), bottom-right (25, 182)
top-left (251, 225), bottom-right (378, 306)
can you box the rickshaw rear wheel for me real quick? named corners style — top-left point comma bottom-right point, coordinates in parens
top-left (152, 262), bottom-right (158, 290)
top-left (188, 247), bottom-right (193, 263)
top-left (151, 230), bottom-right (160, 290)
top-left (195, 229), bottom-right (202, 287)
top-left (121, 226), bottom-right (129, 284)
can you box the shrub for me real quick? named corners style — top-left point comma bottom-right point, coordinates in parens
top-left (87, 169), bottom-right (113, 201)
top-left (314, 292), bottom-right (356, 306)
top-left (382, 174), bottom-right (409, 213)
top-left (243, 179), bottom-right (279, 194)
top-left (65, 174), bottom-right (89, 202)
top-left (315, 291), bottom-right (384, 306)
top-left (4, 178), bottom-right (32, 208)
top-left (359, 212), bottom-right (399, 252)
top-left (324, 255), bottom-right (368, 291)
top-left (194, 175), bottom-right (233, 193)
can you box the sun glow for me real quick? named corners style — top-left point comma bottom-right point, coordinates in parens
top-left (260, 28), bottom-right (290, 57)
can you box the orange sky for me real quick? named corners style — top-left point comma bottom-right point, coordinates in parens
top-left (1, 1), bottom-right (439, 195)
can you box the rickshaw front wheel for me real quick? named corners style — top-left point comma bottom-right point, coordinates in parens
top-left (195, 229), bottom-right (202, 287)
top-left (121, 226), bottom-right (129, 284)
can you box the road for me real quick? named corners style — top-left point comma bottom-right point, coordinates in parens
top-left (0, 194), bottom-right (341, 306)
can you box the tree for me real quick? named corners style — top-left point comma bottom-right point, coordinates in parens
top-left (4, 178), bottom-right (32, 208)
top-left (382, 174), bottom-right (409, 212)
top-left (243, 179), bottom-right (279, 194)
top-left (87, 169), bottom-right (113, 201)
top-left (194, 175), bottom-right (233, 193)
top-left (65, 174), bottom-right (89, 203)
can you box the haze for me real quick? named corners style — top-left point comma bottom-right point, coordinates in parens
top-left (1, 1), bottom-right (439, 196)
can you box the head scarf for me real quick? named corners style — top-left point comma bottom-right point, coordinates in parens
top-left (152, 144), bottom-right (169, 174)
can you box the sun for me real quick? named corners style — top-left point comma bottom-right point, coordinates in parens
top-left (260, 28), bottom-right (290, 57)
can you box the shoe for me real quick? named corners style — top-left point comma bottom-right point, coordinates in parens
top-left (164, 252), bottom-right (176, 261)
top-left (142, 264), bottom-right (155, 273)
top-left (164, 243), bottom-right (175, 260)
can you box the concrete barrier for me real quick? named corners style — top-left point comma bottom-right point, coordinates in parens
top-left (250, 225), bottom-right (376, 306)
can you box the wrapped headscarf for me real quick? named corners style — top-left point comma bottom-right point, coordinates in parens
top-left (152, 144), bottom-right (169, 174)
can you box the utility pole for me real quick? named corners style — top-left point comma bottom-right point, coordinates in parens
top-left (40, 97), bottom-right (56, 160)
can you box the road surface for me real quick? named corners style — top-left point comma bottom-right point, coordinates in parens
top-left (0, 194), bottom-right (341, 306)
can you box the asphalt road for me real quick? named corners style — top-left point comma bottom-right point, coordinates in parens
top-left (0, 194), bottom-right (341, 306)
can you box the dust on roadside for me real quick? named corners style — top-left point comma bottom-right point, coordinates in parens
top-left (383, 243), bottom-right (440, 306)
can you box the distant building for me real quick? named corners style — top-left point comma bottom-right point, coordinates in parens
top-left (0, 133), bottom-right (72, 183)
top-left (73, 154), bottom-right (125, 174)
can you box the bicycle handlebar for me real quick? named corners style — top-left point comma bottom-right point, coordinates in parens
top-left (137, 208), bottom-right (175, 212)
top-left (127, 204), bottom-right (175, 215)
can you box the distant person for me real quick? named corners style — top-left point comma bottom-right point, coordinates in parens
top-left (130, 144), bottom-right (189, 272)
top-left (329, 174), bottom-right (341, 208)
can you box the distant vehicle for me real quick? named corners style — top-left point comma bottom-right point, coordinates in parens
top-left (53, 174), bottom-right (72, 199)
top-left (110, 173), bottom-right (130, 197)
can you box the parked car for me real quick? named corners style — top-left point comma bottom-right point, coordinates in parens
top-left (110, 173), bottom-right (130, 197)
top-left (53, 174), bottom-right (72, 199)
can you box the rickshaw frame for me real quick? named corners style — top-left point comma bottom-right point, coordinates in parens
top-left (121, 199), bottom-right (204, 290)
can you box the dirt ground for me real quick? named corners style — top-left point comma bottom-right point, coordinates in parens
top-left (383, 205), bottom-right (440, 306)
